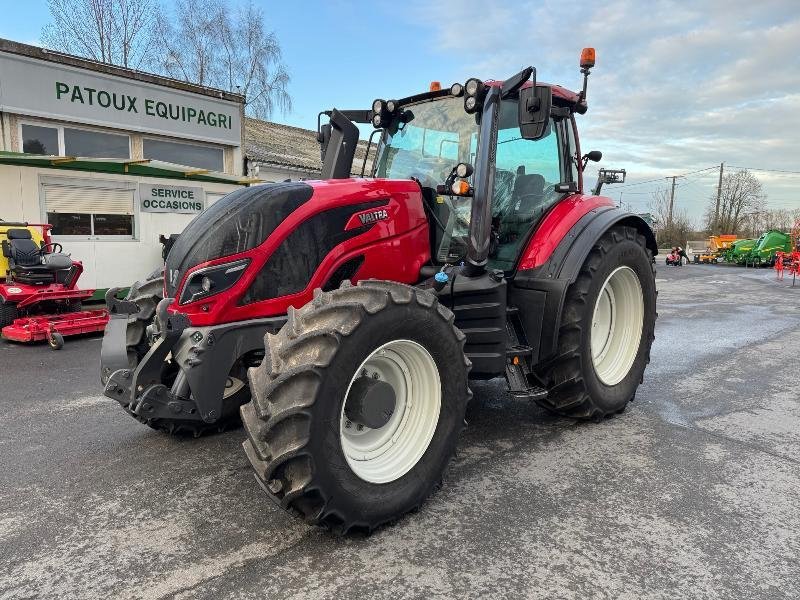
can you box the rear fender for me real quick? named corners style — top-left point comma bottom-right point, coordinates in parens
top-left (510, 206), bottom-right (656, 364)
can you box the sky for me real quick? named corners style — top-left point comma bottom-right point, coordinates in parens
top-left (2, 0), bottom-right (799, 224)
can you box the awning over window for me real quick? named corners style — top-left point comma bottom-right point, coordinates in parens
top-left (0, 152), bottom-right (259, 186)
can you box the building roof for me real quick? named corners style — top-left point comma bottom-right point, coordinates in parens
top-left (244, 117), bottom-right (375, 176)
top-left (0, 38), bottom-right (244, 105)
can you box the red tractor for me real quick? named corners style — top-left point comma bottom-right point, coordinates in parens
top-left (101, 49), bottom-right (657, 532)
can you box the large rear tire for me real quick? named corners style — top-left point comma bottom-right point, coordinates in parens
top-left (241, 280), bottom-right (471, 534)
top-left (120, 270), bottom-right (247, 437)
top-left (535, 225), bottom-right (656, 419)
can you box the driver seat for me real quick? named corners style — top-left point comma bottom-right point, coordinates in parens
top-left (2, 229), bottom-right (73, 285)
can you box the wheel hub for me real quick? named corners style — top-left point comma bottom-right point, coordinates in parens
top-left (340, 339), bottom-right (441, 484)
top-left (344, 376), bottom-right (396, 429)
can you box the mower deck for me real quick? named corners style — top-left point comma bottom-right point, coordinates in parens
top-left (2, 309), bottom-right (109, 344)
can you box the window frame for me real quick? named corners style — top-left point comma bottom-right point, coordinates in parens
top-left (18, 119), bottom-right (132, 159)
top-left (39, 175), bottom-right (139, 241)
top-left (142, 135), bottom-right (225, 172)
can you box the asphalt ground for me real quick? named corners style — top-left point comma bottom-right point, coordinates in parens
top-left (1, 263), bottom-right (799, 599)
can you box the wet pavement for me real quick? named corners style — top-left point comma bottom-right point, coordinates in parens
top-left (1, 263), bottom-right (798, 599)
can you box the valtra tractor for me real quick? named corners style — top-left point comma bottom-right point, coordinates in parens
top-left (101, 49), bottom-right (658, 532)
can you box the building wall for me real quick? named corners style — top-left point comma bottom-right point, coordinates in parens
top-left (0, 164), bottom-right (239, 290)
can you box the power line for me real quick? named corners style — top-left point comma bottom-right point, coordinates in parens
top-left (613, 165), bottom-right (719, 189)
top-left (726, 165), bottom-right (800, 175)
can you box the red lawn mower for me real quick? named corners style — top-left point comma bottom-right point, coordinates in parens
top-left (0, 222), bottom-right (108, 349)
top-left (101, 49), bottom-right (658, 532)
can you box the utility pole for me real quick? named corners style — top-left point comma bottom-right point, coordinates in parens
top-left (668, 176), bottom-right (677, 227)
top-left (713, 162), bottom-right (724, 233)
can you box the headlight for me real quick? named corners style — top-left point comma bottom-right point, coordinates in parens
top-left (179, 258), bottom-right (250, 305)
top-left (386, 99), bottom-right (397, 113)
top-left (464, 96), bottom-right (477, 112)
top-left (372, 113), bottom-right (383, 128)
top-left (372, 99), bottom-right (385, 114)
top-left (450, 83), bottom-right (463, 97)
top-left (455, 162), bottom-right (473, 178)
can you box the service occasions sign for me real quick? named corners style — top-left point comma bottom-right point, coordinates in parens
top-left (139, 184), bottom-right (205, 214)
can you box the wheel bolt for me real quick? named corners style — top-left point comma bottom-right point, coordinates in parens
top-left (356, 424), bottom-right (364, 431)
top-left (345, 420), bottom-right (352, 429)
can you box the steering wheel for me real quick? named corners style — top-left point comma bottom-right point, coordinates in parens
top-left (41, 242), bottom-right (63, 254)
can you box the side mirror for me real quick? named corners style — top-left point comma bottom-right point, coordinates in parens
top-left (582, 150), bottom-right (602, 169)
top-left (518, 85), bottom-right (552, 141)
top-left (584, 150), bottom-right (602, 163)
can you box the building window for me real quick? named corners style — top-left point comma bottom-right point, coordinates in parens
top-left (64, 127), bottom-right (130, 158)
top-left (43, 180), bottom-right (135, 238)
top-left (22, 124), bottom-right (59, 155)
top-left (48, 212), bottom-right (92, 235)
top-left (143, 138), bottom-right (224, 172)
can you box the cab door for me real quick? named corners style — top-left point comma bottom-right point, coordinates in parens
top-left (488, 99), bottom-right (575, 271)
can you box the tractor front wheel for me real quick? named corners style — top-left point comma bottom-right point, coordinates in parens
top-left (536, 225), bottom-right (656, 419)
top-left (241, 280), bottom-right (471, 534)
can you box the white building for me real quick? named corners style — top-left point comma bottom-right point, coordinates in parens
top-left (0, 38), bottom-right (249, 293)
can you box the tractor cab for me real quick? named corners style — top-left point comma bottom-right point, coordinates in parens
top-left (372, 89), bottom-right (575, 271)
top-left (320, 52), bottom-right (603, 277)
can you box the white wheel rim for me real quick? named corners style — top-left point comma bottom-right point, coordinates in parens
top-left (590, 266), bottom-right (644, 386)
top-left (340, 339), bottom-right (441, 484)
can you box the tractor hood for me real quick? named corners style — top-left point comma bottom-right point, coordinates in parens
top-left (164, 182), bottom-right (314, 297)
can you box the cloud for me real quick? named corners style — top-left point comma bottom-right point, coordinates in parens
top-left (410, 0), bottom-right (800, 222)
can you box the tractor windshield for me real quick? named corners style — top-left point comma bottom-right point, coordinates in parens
top-left (375, 96), bottom-right (478, 186)
top-left (374, 96), bottom-right (479, 262)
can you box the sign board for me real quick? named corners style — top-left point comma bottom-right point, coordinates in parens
top-left (139, 183), bottom-right (205, 213)
top-left (0, 51), bottom-right (241, 146)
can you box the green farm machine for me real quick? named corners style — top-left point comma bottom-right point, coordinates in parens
top-left (744, 230), bottom-right (792, 267)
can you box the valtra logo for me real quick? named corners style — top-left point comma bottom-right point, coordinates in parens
top-left (358, 209), bottom-right (389, 226)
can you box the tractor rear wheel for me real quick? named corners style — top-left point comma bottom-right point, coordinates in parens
top-left (241, 280), bottom-right (471, 534)
top-left (0, 300), bottom-right (19, 329)
top-left (536, 225), bottom-right (656, 419)
top-left (120, 270), bottom-right (247, 437)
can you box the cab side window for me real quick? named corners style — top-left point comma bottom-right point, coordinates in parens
top-left (489, 99), bottom-right (565, 271)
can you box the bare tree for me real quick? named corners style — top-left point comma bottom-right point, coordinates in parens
top-left (217, 2), bottom-right (290, 118)
top-left (42, 0), bottom-right (160, 69)
top-left (156, 0), bottom-right (222, 86)
top-left (704, 169), bottom-right (766, 235)
top-left (155, 0), bottom-right (290, 118)
top-left (650, 186), bottom-right (693, 247)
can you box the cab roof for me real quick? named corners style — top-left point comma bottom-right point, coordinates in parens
top-left (397, 81), bottom-right (583, 112)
